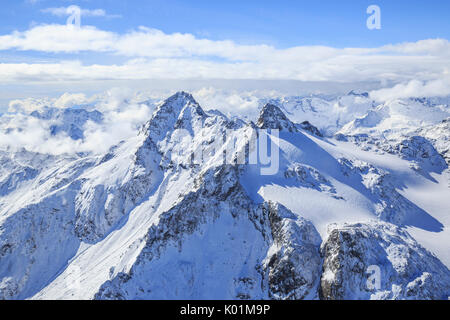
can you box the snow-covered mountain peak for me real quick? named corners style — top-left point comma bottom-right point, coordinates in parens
top-left (321, 222), bottom-right (450, 300)
top-left (415, 118), bottom-right (450, 165)
top-left (347, 90), bottom-right (369, 98)
top-left (155, 91), bottom-right (199, 115)
top-left (261, 92), bottom-right (376, 136)
top-left (257, 103), bottom-right (297, 132)
top-left (29, 107), bottom-right (104, 140)
top-left (30, 106), bottom-right (102, 122)
top-left (298, 121), bottom-right (323, 137)
top-left (338, 97), bottom-right (450, 139)
top-left (142, 91), bottom-right (205, 141)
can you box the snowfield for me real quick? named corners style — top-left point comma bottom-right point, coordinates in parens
top-left (0, 90), bottom-right (449, 300)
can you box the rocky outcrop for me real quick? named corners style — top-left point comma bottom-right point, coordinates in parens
top-left (257, 104), bottom-right (298, 132)
top-left (262, 202), bottom-right (322, 300)
top-left (338, 157), bottom-right (443, 230)
top-left (336, 134), bottom-right (447, 174)
top-left (389, 136), bottom-right (447, 171)
top-left (320, 222), bottom-right (450, 300)
top-left (285, 163), bottom-right (339, 197)
top-left (298, 121), bottom-right (323, 137)
top-left (417, 118), bottom-right (450, 165)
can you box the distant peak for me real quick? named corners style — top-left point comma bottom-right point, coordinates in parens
top-left (168, 91), bottom-right (197, 104)
top-left (256, 103), bottom-right (297, 132)
top-left (299, 121), bottom-right (323, 137)
top-left (259, 103), bottom-right (285, 117)
top-left (348, 90), bottom-right (369, 98)
top-left (142, 91), bottom-right (205, 141)
top-left (153, 91), bottom-right (201, 117)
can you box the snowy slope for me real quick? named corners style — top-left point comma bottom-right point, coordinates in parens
top-left (338, 98), bottom-right (450, 139)
top-left (0, 92), bottom-right (449, 300)
top-left (0, 107), bottom-right (103, 142)
top-left (261, 91), bottom-right (376, 136)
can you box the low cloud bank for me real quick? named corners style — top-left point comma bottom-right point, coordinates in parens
top-left (0, 91), bottom-right (157, 155)
top-left (0, 24), bottom-right (448, 84)
top-left (1, 84), bottom-right (449, 156)
top-left (369, 77), bottom-right (450, 101)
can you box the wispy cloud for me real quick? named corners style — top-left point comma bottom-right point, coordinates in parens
top-left (41, 6), bottom-right (121, 18)
top-left (25, 0), bottom-right (42, 4)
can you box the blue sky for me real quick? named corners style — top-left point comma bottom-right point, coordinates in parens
top-left (1, 0), bottom-right (449, 48)
top-left (0, 0), bottom-right (449, 108)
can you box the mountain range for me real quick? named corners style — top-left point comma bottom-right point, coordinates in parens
top-left (0, 91), bottom-right (449, 300)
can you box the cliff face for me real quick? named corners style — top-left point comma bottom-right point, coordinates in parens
top-left (320, 223), bottom-right (450, 300)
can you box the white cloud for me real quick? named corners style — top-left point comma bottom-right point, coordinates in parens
top-left (8, 97), bottom-right (52, 113)
top-left (0, 25), bottom-right (116, 52)
top-left (54, 92), bottom-right (90, 109)
top-left (0, 24), bottom-right (448, 85)
top-left (0, 54), bottom-right (446, 85)
top-left (41, 6), bottom-right (120, 18)
top-left (1, 90), bottom-right (155, 155)
top-left (369, 77), bottom-right (450, 101)
top-left (379, 39), bottom-right (450, 56)
top-left (192, 87), bottom-right (269, 120)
